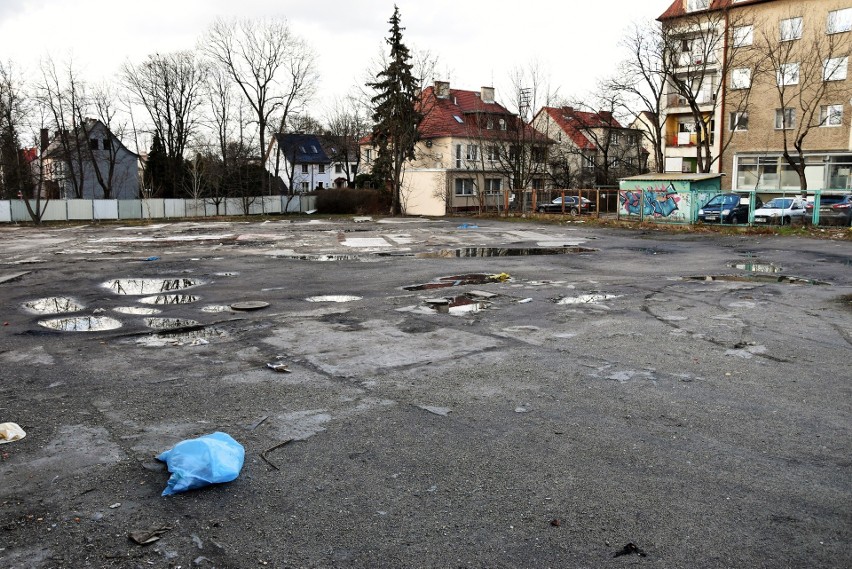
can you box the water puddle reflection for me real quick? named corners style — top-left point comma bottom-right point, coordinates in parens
top-left (306, 295), bottom-right (363, 303)
top-left (730, 262), bottom-right (783, 273)
top-left (145, 317), bottom-right (201, 330)
top-left (139, 294), bottom-right (200, 305)
top-left (404, 273), bottom-right (510, 291)
top-left (114, 306), bottom-right (161, 315)
top-left (24, 297), bottom-right (84, 314)
top-left (103, 278), bottom-right (202, 295)
top-left (684, 275), bottom-right (829, 285)
top-left (415, 247), bottom-right (596, 258)
top-left (38, 316), bottom-right (123, 332)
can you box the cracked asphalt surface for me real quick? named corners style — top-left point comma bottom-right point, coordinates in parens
top-left (1, 217), bottom-right (850, 568)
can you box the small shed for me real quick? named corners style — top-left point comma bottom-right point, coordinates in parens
top-left (618, 173), bottom-right (723, 224)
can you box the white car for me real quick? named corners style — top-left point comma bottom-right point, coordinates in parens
top-left (752, 197), bottom-right (809, 225)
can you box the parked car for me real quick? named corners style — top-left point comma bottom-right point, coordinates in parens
top-left (805, 193), bottom-right (852, 226)
top-left (753, 197), bottom-right (809, 225)
top-left (698, 193), bottom-right (762, 224)
top-left (537, 196), bottom-right (595, 214)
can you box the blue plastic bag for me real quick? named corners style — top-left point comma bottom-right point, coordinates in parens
top-left (157, 432), bottom-right (245, 496)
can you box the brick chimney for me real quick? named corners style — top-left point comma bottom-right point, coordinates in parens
top-left (40, 128), bottom-right (50, 152)
top-left (434, 80), bottom-right (450, 99)
top-left (480, 86), bottom-right (495, 104)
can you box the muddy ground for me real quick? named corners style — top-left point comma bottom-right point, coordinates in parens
top-left (1, 217), bottom-right (850, 568)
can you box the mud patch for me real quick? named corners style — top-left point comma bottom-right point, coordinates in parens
top-left (38, 316), bottom-right (123, 332)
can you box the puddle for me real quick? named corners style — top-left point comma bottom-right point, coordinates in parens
top-left (201, 305), bottom-right (233, 313)
top-left (102, 278), bottom-right (203, 295)
top-left (23, 297), bottom-right (84, 314)
top-left (38, 316), bottom-right (123, 332)
top-left (275, 253), bottom-right (362, 261)
top-left (684, 275), bottom-right (830, 285)
top-left (214, 272), bottom-right (239, 277)
top-left (404, 273), bottom-right (509, 291)
top-left (114, 306), bottom-right (162, 315)
top-left (730, 263), bottom-right (782, 273)
top-left (136, 327), bottom-right (226, 347)
top-left (416, 246), bottom-right (596, 258)
top-left (144, 317), bottom-right (201, 330)
top-left (632, 247), bottom-right (672, 255)
top-left (424, 295), bottom-right (489, 314)
top-left (557, 294), bottom-right (620, 305)
top-left (139, 294), bottom-right (200, 305)
top-left (306, 295), bottom-right (363, 303)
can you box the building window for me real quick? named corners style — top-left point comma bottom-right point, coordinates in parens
top-left (827, 8), bottom-right (852, 34)
top-left (733, 25), bottom-right (753, 47)
top-left (89, 138), bottom-right (99, 150)
top-left (731, 68), bottom-right (751, 89)
top-left (730, 111), bottom-right (749, 131)
top-left (609, 132), bottom-right (621, 146)
top-left (820, 104), bottom-right (843, 126)
top-left (365, 149), bottom-right (372, 162)
top-left (317, 182), bottom-right (323, 189)
top-left (824, 57), bottom-right (848, 81)
top-left (777, 62), bottom-right (800, 86)
top-left (335, 163), bottom-right (343, 173)
top-left (466, 145), bottom-right (478, 161)
top-left (484, 178), bottom-right (502, 194)
top-left (531, 178), bottom-right (544, 190)
top-left (498, 118), bottom-right (507, 131)
top-left (301, 164), bottom-right (308, 173)
top-left (775, 108), bottom-right (796, 129)
top-left (582, 154), bottom-right (595, 171)
top-left (318, 164), bottom-right (325, 173)
top-left (486, 118), bottom-right (494, 130)
top-left (687, 0), bottom-right (709, 12)
top-left (454, 178), bottom-right (475, 196)
top-left (455, 144), bottom-right (463, 168)
top-left (300, 182), bottom-right (309, 190)
top-left (780, 17), bottom-right (803, 41)
top-left (531, 147), bottom-right (546, 163)
top-left (486, 146), bottom-right (499, 162)
top-left (102, 139), bottom-right (111, 150)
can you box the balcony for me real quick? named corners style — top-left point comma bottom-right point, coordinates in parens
top-left (666, 133), bottom-right (715, 147)
top-left (666, 91), bottom-right (715, 108)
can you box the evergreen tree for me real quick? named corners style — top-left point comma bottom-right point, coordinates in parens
top-left (368, 5), bottom-right (422, 215)
top-left (143, 133), bottom-right (169, 198)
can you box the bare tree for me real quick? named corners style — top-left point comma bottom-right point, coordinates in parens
top-left (0, 61), bottom-right (34, 203)
top-left (612, 20), bottom-right (670, 173)
top-left (757, 13), bottom-right (852, 194)
top-left (323, 95), bottom-right (370, 187)
top-left (202, 18), bottom-right (318, 193)
top-left (122, 51), bottom-right (207, 197)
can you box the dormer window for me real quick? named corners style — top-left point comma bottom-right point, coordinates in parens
top-left (686, 0), bottom-right (709, 12)
top-left (498, 118), bottom-right (507, 131)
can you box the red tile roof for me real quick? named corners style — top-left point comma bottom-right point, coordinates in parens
top-left (658, 0), bottom-right (772, 21)
top-left (418, 86), bottom-right (549, 142)
top-left (536, 106), bottom-right (625, 151)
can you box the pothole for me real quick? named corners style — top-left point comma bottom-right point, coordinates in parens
top-left (136, 327), bottom-right (226, 347)
top-left (102, 278), bottom-right (203, 295)
top-left (404, 273), bottom-right (510, 291)
top-left (631, 247), bottom-right (673, 255)
top-left (23, 297), bottom-right (84, 314)
top-left (38, 316), bottom-right (123, 332)
top-left (729, 262), bottom-right (783, 273)
top-left (139, 294), bottom-right (200, 305)
top-left (306, 295), bottom-right (363, 303)
top-left (415, 247), bottom-right (596, 258)
top-left (683, 275), bottom-right (830, 285)
top-left (275, 253), bottom-right (363, 261)
top-left (144, 317), bottom-right (201, 329)
top-left (557, 294), bottom-right (620, 305)
top-left (114, 306), bottom-right (162, 315)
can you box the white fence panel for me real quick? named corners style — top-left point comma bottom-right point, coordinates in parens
top-left (282, 196), bottom-right (301, 213)
top-left (247, 198), bottom-right (265, 215)
top-left (118, 200), bottom-right (142, 219)
top-left (262, 196), bottom-right (282, 214)
top-left (93, 200), bottom-right (119, 220)
top-left (67, 200), bottom-right (94, 220)
top-left (185, 199), bottom-right (206, 218)
top-left (0, 201), bottom-right (10, 222)
top-left (164, 199), bottom-right (186, 218)
top-left (223, 198), bottom-right (243, 216)
top-left (141, 199), bottom-right (165, 219)
top-left (10, 200), bottom-right (65, 221)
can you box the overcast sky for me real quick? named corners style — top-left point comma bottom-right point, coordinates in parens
top-left (0, 0), bottom-right (665, 117)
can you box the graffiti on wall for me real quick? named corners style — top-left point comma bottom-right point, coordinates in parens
top-left (619, 183), bottom-right (690, 221)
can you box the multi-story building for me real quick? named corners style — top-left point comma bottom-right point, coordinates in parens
top-left (533, 106), bottom-right (647, 188)
top-left (659, 0), bottom-right (852, 194)
top-left (267, 133), bottom-right (332, 192)
top-left (360, 81), bottom-right (550, 216)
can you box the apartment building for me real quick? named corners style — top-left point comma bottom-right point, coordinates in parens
top-left (659, 0), bottom-right (852, 193)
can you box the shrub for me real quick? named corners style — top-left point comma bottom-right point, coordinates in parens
top-left (315, 188), bottom-right (388, 214)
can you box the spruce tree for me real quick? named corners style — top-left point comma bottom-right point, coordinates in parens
top-left (144, 133), bottom-right (169, 198)
top-left (368, 5), bottom-right (422, 215)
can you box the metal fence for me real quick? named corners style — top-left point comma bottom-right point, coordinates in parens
top-left (0, 195), bottom-right (317, 223)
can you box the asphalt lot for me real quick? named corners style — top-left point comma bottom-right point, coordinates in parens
top-left (1, 216), bottom-right (850, 568)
